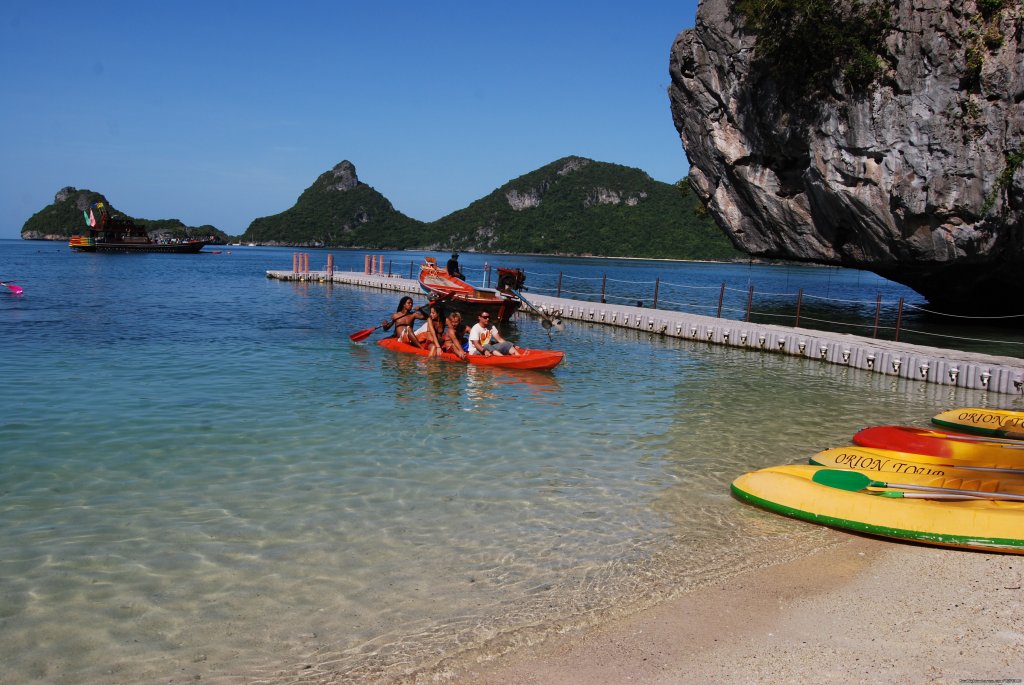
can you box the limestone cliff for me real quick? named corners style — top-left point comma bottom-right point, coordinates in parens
top-left (669, 0), bottom-right (1023, 314)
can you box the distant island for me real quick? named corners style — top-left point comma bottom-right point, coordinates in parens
top-left (21, 187), bottom-right (232, 245)
top-left (21, 157), bottom-right (744, 262)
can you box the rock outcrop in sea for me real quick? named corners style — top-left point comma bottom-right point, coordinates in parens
top-left (668, 0), bottom-right (1023, 314)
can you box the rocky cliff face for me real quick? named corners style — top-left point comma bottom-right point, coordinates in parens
top-left (669, 0), bottom-right (1023, 314)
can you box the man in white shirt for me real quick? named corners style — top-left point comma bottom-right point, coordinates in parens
top-left (468, 312), bottom-right (520, 356)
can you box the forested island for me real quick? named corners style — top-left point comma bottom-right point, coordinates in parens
top-left (22, 157), bottom-right (742, 262)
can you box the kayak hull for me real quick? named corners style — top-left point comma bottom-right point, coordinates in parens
top-left (732, 464), bottom-right (1024, 554)
top-left (853, 426), bottom-right (1024, 467)
top-left (378, 337), bottom-right (564, 371)
top-left (933, 408), bottom-right (1024, 439)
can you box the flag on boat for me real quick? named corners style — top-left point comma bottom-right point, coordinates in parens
top-left (83, 210), bottom-right (89, 224)
top-left (88, 209), bottom-right (96, 227)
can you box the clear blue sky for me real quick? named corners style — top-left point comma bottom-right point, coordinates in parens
top-left (1, 1), bottom-right (698, 238)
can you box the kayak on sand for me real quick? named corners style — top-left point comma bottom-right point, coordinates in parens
top-left (932, 408), bottom-right (1024, 439)
top-left (378, 337), bottom-right (564, 371)
top-left (731, 464), bottom-right (1024, 554)
top-left (810, 445), bottom-right (1024, 478)
top-left (852, 426), bottom-right (1024, 465)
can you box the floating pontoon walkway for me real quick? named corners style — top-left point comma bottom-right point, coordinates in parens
top-left (267, 269), bottom-right (1024, 396)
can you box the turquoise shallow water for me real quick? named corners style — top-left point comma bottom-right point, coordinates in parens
top-left (0, 241), bottom-right (1018, 684)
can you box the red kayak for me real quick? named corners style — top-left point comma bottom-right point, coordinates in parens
top-left (378, 337), bottom-right (564, 371)
top-left (853, 425), bottom-right (1024, 465)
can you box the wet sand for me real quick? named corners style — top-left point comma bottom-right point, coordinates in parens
top-left (458, 534), bottom-right (1024, 684)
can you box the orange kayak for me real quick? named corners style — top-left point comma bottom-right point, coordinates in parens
top-left (378, 337), bottom-right (564, 371)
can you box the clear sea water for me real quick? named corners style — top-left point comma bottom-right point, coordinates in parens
top-left (1, 240), bottom-right (1020, 684)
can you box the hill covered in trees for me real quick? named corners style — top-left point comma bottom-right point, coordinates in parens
top-left (23, 158), bottom-right (744, 262)
top-left (425, 156), bottom-right (740, 260)
top-left (240, 157), bottom-right (743, 260)
top-left (20, 187), bottom-right (229, 243)
top-left (243, 161), bottom-right (426, 248)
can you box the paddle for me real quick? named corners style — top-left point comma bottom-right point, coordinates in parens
top-left (512, 289), bottom-right (564, 333)
top-left (349, 294), bottom-right (451, 342)
top-left (872, 491), bottom-right (983, 501)
top-left (920, 429), bottom-right (1024, 448)
top-left (812, 469), bottom-right (1024, 501)
top-left (1, 281), bottom-right (23, 295)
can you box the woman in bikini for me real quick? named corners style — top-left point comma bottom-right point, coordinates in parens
top-left (382, 296), bottom-right (426, 347)
top-left (414, 305), bottom-right (445, 357)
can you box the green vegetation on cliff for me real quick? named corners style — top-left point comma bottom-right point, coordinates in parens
top-left (737, 0), bottom-right (891, 96)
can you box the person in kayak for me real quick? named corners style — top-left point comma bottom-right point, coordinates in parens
top-left (441, 311), bottom-right (470, 360)
top-left (413, 304), bottom-right (445, 356)
top-left (382, 296), bottom-right (426, 347)
top-left (469, 312), bottom-right (520, 356)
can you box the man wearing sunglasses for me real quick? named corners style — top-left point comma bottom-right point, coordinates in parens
top-left (468, 312), bottom-right (520, 356)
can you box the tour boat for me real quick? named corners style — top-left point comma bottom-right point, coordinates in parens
top-left (70, 203), bottom-right (208, 254)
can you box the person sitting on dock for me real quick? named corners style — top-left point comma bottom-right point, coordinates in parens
top-left (414, 305), bottom-right (445, 357)
top-left (469, 312), bottom-right (520, 356)
top-left (441, 311), bottom-right (469, 360)
top-left (382, 296), bottom-right (426, 347)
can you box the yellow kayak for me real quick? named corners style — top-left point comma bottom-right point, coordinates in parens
top-left (933, 408), bottom-right (1024, 439)
top-left (731, 464), bottom-right (1024, 554)
top-left (811, 444), bottom-right (1024, 473)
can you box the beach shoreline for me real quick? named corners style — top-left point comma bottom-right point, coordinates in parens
top-left (456, 534), bottom-right (1024, 684)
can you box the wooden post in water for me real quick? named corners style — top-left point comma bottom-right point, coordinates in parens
top-left (794, 288), bottom-right (803, 327)
top-left (364, 254), bottom-right (371, 274)
top-left (745, 285), bottom-right (754, 322)
top-left (408, 260), bottom-right (414, 279)
top-left (293, 252), bottom-right (298, 274)
top-left (556, 272), bottom-right (563, 298)
top-left (894, 297), bottom-right (905, 341)
top-left (716, 283), bottom-right (725, 318)
top-left (872, 294), bottom-right (882, 338)
top-left (327, 253), bottom-right (334, 278)
top-left (652, 278), bottom-right (660, 310)
top-left (600, 274), bottom-right (607, 304)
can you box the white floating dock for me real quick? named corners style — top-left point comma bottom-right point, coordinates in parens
top-left (267, 269), bottom-right (1024, 396)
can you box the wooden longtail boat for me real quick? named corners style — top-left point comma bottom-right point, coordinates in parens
top-left (418, 257), bottom-right (522, 324)
top-left (378, 337), bottom-right (564, 371)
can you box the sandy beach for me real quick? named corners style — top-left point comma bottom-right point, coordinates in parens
top-left (458, 533), bottom-right (1024, 684)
